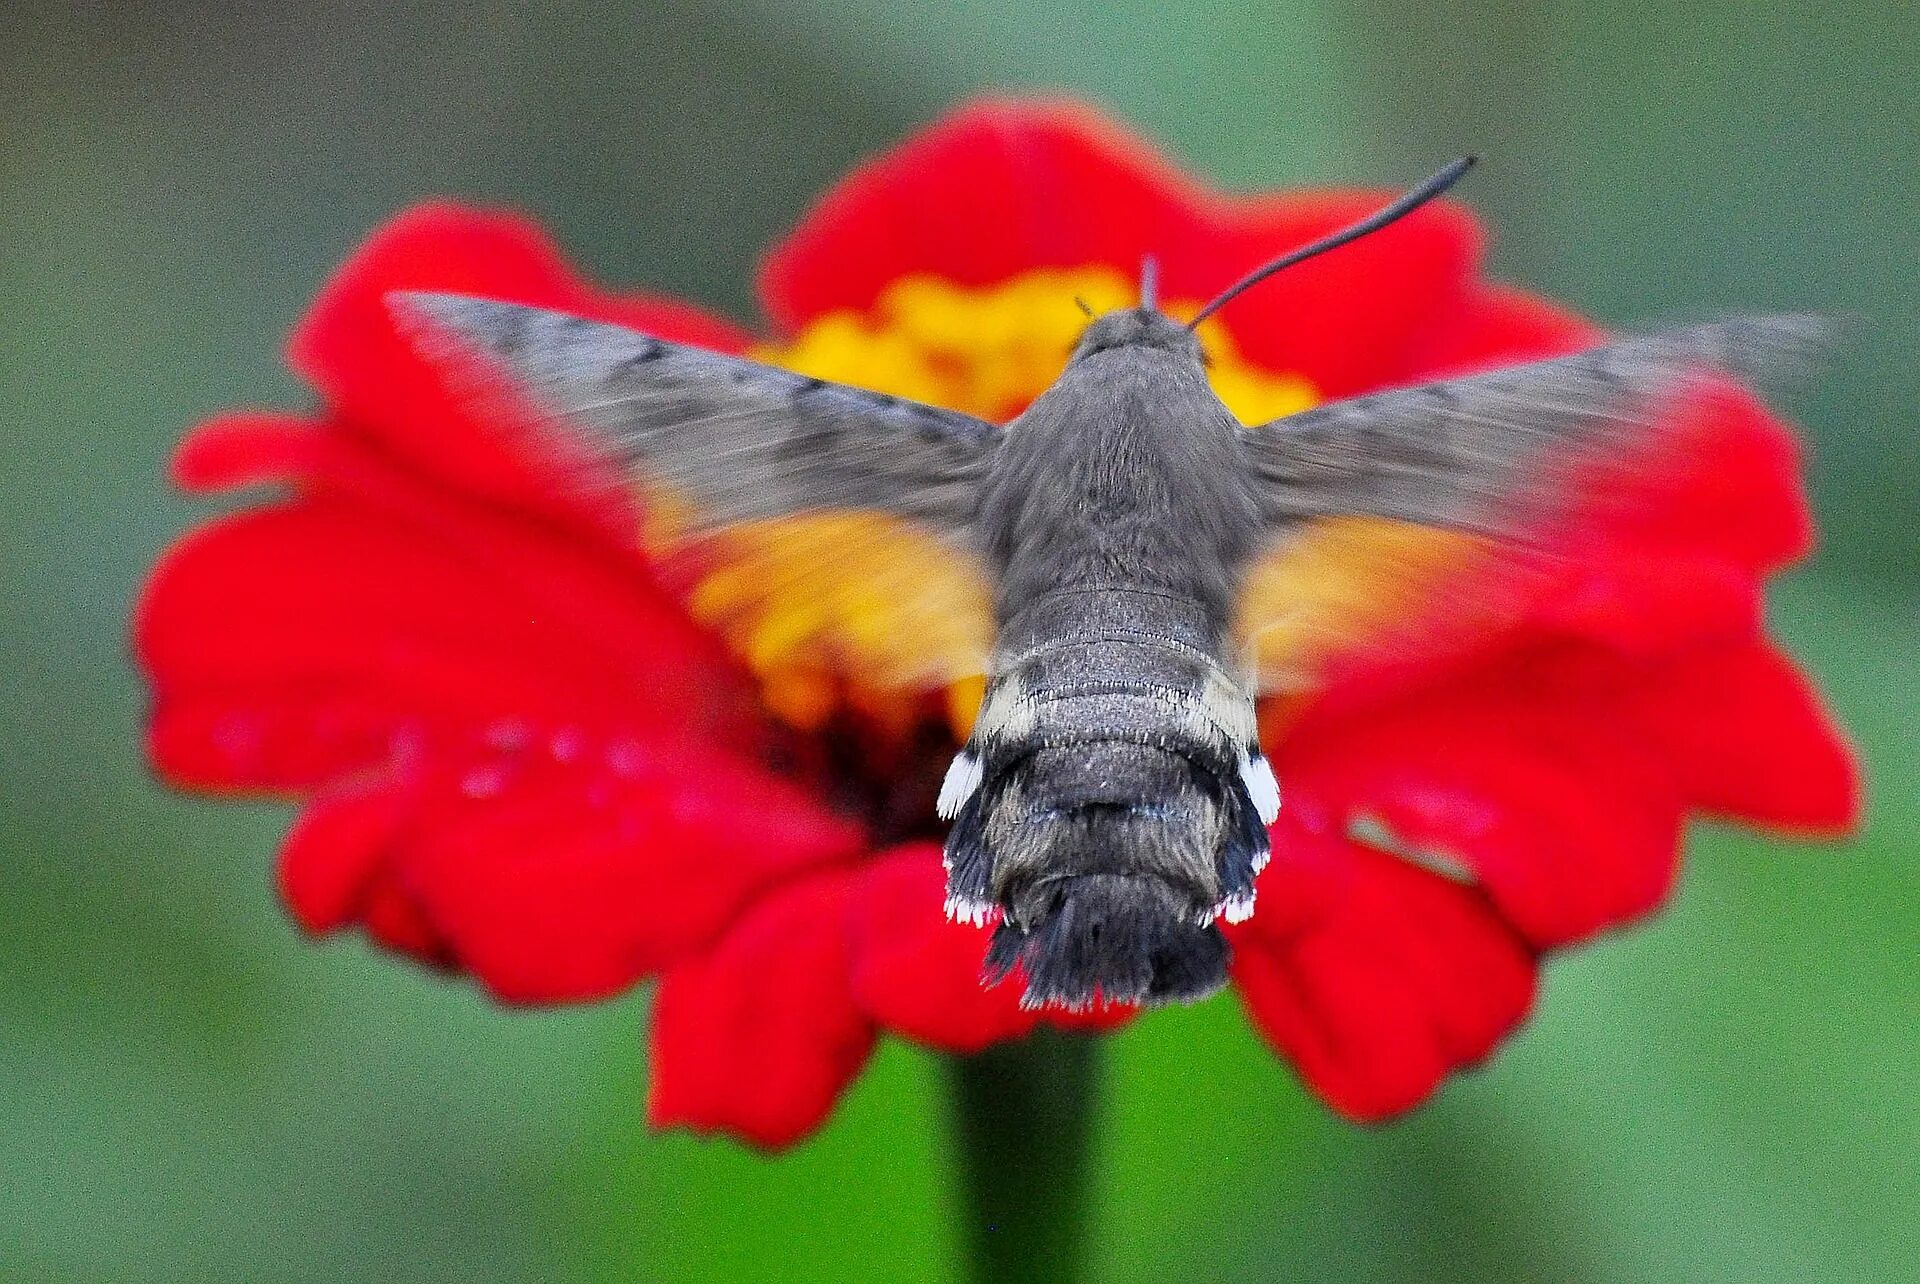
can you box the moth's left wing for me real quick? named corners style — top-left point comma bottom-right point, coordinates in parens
top-left (394, 292), bottom-right (1002, 697)
top-left (1233, 316), bottom-right (1822, 691)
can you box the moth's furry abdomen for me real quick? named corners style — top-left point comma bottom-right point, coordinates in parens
top-left (984, 873), bottom-right (1230, 1009)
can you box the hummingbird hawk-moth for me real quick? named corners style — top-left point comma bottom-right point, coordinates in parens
top-left (395, 158), bottom-right (1819, 1012)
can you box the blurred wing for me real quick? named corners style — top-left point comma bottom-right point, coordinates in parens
top-left (395, 292), bottom-right (1001, 692)
top-left (1233, 315), bottom-right (1822, 691)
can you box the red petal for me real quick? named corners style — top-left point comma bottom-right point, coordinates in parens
top-left (135, 493), bottom-right (741, 793)
top-left (289, 203), bottom-right (752, 516)
top-left (1626, 641), bottom-right (1860, 830)
top-left (1203, 193), bottom-right (1480, 397)
top-left (761, 99), bottom-right (1209, 333)
top-left (1401, 284), bottom-right (1599, 375)
top-left (360, 876), bottom-right (454, 964)
top-left (1403, 293), bottom-right (1814, 650)
top-left (1398, 285), bottom-right (1813, 587)
top-left (172, 412), bottom-right (326, 493)
top-left (648, 870), bottom-right (876, 1149)
top-left (1231, 829), bottom-right (1536, 1119)
top-left (760, 100), bottom-right (1482, 397)
top-left (139, 484), bottom-right (865, 999)
top-left (1591, 384), bottom-right (1814, 573)
top-left (1538, 548), bottom-right (1762, 656)
top-left (1283, 666), bottom-right (1687, 949)
top-left (396, 740), bottom-right (864, 1003)
top-left (847, 845), bottom-right (1038, 1051)
top-left (144, 690), bottom-right (395, 793)
top-left (1522, 389), bottom-right (1813, 661)
top-left (277, 782), bottom-right (411, 933)
top-left (140, 502), bottom-right (625, 711)
top-left (846, 847), bottom-right (1133, 1048)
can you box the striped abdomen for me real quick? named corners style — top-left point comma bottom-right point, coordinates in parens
top-left (938, 588), bottom-right (1280, 1009)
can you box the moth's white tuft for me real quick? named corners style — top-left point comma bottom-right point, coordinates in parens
top-left (1217, 890), bottom-right (1258, 924)
top-left (1240, 751), bottom-right (1281, 826)
top-left (944, 893), bottom-right (996, 927)
top-left (936, 749), bottom-right (984, 820)
top-left (1020, 988), bottom-right (1097, 1014)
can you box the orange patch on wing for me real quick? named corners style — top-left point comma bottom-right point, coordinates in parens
top-left (658, 511), bottom-right (995, 730)
top-left (1235, 516), bottom-right (1520, 692)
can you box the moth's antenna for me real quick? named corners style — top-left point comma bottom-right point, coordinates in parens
top-left (1138, 255), bottom-right (1160, 312)
top-left (1073, 295), bottom-right (1095, 318)
top-left (1186, 156), bottom-right (1476, 329)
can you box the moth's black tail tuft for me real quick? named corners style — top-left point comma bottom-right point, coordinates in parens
top-left (984, 873), bottom-right (1230, 1010)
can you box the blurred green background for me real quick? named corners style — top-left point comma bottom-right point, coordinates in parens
top-left (6, 2), bottom-right (1916, 1280)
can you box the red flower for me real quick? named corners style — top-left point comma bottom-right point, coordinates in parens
top-left (135, 99), bottom-right (1857, 1145)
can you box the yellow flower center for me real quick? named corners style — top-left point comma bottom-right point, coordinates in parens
top-left (690, 266), bottom-right (1321, 739)
top-left (752, 266), bottom-right (1317, 425)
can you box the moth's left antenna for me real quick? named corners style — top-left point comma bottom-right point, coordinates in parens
top-left (1138, 255), bottom-right (1160, 312)
top-left (1187, 156), bottom-right (1476, 329)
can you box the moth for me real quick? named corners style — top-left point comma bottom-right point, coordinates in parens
top-left (395, 158), bottom-right (1818, 1012)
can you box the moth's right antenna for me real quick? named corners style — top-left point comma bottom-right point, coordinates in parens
top-left (1187, 156), bottom-right (1476, 329)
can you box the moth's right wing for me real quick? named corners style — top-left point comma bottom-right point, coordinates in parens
top-left (394, 292), bottom-right (1003, 701)
top-left (1232, 315), bottom-right (1823, 691)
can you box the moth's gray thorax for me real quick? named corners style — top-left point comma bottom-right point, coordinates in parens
top-left (977, 343), bottom-right (1262, 624)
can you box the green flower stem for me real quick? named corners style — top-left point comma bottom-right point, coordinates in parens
top-left (947, 1030), bottom-right (1105, 1284)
